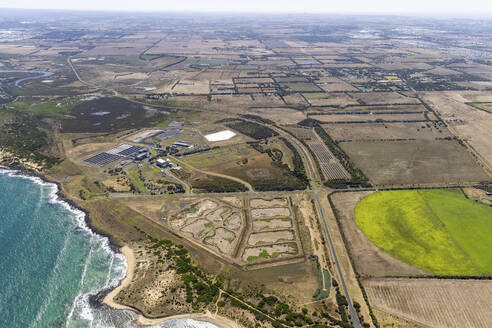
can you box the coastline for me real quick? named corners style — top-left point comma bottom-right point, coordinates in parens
top-left (102, 245), bottom-right (240, 328)
top-left (0, 163), bottom-right (122, 251)
top-left (0, 165), bottom-right (237, 328)
top-left (103, 245), bottom-right (135, 312)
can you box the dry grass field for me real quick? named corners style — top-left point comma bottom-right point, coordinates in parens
top-left (312, 112), bottom-right (427, 123)
top-left (317, 77), bottom-right (359, 92)
top-left (421, 91), bottom-right (492, 169)
top-left (316, 104), bottom-right (427, 113)
top-left (349, 92), bottom-right (420, 105)
top-left (246, 107), bottom-right (306, 124)
top-left (364, 278), bottom-right (492, 328)
top-left (303, 92), bottom-right (359, 107)
top-left (322, 121), bottom-right (450, 141)
top-left (340, 140), bottom-right (490, 185)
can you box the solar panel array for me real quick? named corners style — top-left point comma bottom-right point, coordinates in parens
top-left (117, 145), bottom-right (144, 156)
top-left (157, 129), bottom-right (183, 140)
top-left (84, 144), bottom-right (148, 167)
top-left (306, 138), bottom-right (351, 180)
top-left (84, 152), bottom-right (123, 167)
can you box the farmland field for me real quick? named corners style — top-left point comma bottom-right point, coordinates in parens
top-left (365, 278), bottom-right (492, 328)
top-left (312, 112), bottom-right (427, 123)
top-left (322, 121), bottom-right (450, 141)
top-left (355, 189), bottom-right (492, 275)
top-left (340, 140), bottom-right (490, 185)
top-left (331, 191), bottom-right (427, 277)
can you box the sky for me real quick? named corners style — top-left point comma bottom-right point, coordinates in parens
top-left (0, 0), bottom-right (491, 15)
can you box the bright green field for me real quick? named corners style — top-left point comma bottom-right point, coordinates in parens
top-left (355, 189), bottom-right (492, 276)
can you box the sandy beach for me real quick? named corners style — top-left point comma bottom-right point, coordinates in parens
top-left (103, 246), bottom-right (136, 311)
top-left (103, 245), bottom-right (241, 328)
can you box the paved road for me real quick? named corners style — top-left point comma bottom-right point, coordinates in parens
top-left (270, 121), bottom-right (361, 327)
top-left (164, 168), bottom-right (192, 194)
top-left (314, 191), bottom-right (361, 328)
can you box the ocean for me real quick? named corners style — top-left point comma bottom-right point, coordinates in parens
top-left (0, 170), bottom-right (219, 328)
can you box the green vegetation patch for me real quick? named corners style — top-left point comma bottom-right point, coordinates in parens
top-left (8, 97), bottom-right (79, 117)
top-left (468, 102), bottom-right (492, 113)
top-left (355, 189), bottom-right (492, 275)
top-left (303, 92), bottom-right (331, 99)
top-left (127, 169), bottom-right (150, 194)
top-left (313, 259), bottom-right (330, 301)
top-left (0, 108), bottom-right (59, 168)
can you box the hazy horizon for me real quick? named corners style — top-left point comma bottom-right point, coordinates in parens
top-left (1, 0), bottom-right (492, 16)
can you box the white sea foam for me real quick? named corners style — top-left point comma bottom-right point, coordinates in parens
top-left (29, 224), bottom-right (72, 328)
top-left (0, 169), bottom-right (219, 328)
top-left (0, 170), bottom-right (126, 325)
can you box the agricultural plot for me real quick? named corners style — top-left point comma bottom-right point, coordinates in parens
top-left (311, 112), bottom-right (427, 123)
top-left (280, 82), bottom-right (323, 92)
top-left (172, 80), bottom-right (210, 94)
top-left (365, 278), bottom-right (492, 328)
top-left (246, 107), bottom-right (306, 125)
top-left (348, 92), bottom-right (420, 105)
top-left (316, 77), bottom-right (358, 92)
top-left (340, 140), bottom-right (490, 185)
top-left (332, 104), bottom-right (427, 113)
top-left (421, 91), bottom-right (492, 169)
top-left (322, 121), bottom-right (450, 141)
top-left (331, 191), bottom-right (431, 277)
top-left (355, 189), bottom-right (492, 275)
top-left (303, 92), bottom-right (358, 107)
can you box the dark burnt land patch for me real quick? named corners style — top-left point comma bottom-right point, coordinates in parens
top-left (61, 97), bottom-right (165, 133)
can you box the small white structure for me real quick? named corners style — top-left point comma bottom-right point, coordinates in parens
top-left (156, 158), bottom-right (172, 169)
top-left (205, 130), bottom-right (236, 142)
